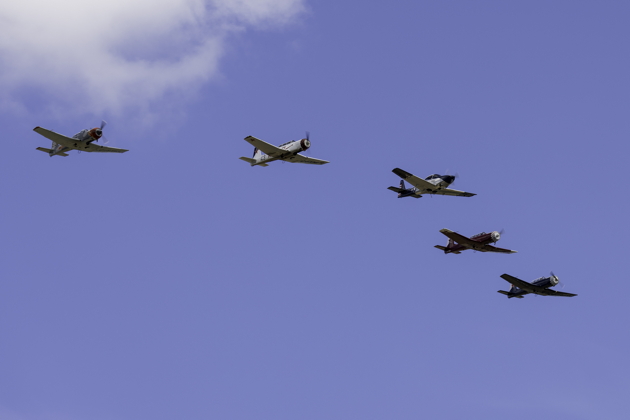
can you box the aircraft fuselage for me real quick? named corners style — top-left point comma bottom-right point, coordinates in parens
top-left (444, 231), bottom-right (501, 253)
top-left (506, 276), bottom-right (558, 298)
top-left (252, 139), bottom-right (309, 166)
top-left (48, 128), bottom-right (102, 156)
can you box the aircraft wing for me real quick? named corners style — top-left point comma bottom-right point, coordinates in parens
top-left (244, 136), bottom-right (285, 157)
top-left (283, 154), bottom-right (329, 165)
top-left (439, 229), bottom-right (475, 246)
top-left (500, 274), bottom-right (540, 293)
top-left (538, 289), bottom-right (577, 297)
top-left (480, 244), bottom-right (517, 254)
top-left (33, 127), bottom-right (74, 147)
top-left (83, 143), bottom-right (129, 153)
top-left (432, 188), bottom-right (476, 197)
top-left (392, 168), bottom-right (435, 190)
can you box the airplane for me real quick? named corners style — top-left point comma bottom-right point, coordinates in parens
top-left (388, 168), bottom-right (475, 198)
top-left (435, 228), bottom-right (516, 254)
top-left (498, 272), bottom-right (577, 298)
top-left (239, 133), bottom-right (329, 166)
top-left (33, 121), bottom-right (128, 156)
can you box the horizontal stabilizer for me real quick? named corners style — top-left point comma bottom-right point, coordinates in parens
top-left (239, 157), bottom-right (268, 167)
top-left (497, 290), bottom-right (524, 298)
top-left (434, 245), bottom-right (447, 251)
top-left (36, 147), bottom-right (68, 157)
top-left (387, 186), bottom-right (403, 193)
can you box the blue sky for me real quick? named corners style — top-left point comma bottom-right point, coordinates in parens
top-left (1, 1), bottom-right (629, 419)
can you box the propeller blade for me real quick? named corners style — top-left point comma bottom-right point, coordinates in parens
top-left (100, 120), bottom-right (107, 130)
top-left (100, 135), bottom-right (110, 145)
top-left (305, 131), bottom-right (310, 141)
top-left (499, 228), bottom-right (505, 235)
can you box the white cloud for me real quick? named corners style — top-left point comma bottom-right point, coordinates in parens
top-left (0, 0), bottom-right (304, 116)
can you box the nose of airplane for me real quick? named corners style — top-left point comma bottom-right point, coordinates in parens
top-left (443, 175), bottom-right (455, 184)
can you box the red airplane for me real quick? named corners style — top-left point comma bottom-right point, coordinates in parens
top-left (434, 229), bottom-right (517, 254)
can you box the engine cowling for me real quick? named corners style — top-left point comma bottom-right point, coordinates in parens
top-left (87, 127), bottom-right (103, 143)
top-left (300, 138), bottom-right (310, 151)
top-left (491, 231), bottom-right (501, 242)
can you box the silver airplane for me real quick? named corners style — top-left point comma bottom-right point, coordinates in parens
top-left (239, 133), bottom-right (329, 166)
top-left (388, 168), bottom-right (475, 198)
top-left (33, 121), bottom-right (128, 157)
top-left (498, 273), bottom-right (577, 298)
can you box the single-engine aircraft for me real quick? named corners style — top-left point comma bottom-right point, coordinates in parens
top-left (239, 133), bottom-right (329, 166)
top-left (435, 228), bottom-right (517, 254)
top-left (388, 168), bottom-right (475, 198)
top-left (498, 273), bottom-right (577, 299)
top-left (33, 121), bottom-right (128, 156)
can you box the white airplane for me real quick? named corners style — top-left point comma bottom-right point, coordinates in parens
top-left (33, 121), bottom-right (128, 157)
top-left (388, 168), bottom-right (475, 198)
top-left (239, 133), bottom-right (329, 166)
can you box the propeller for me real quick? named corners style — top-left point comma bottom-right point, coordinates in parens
top-left (97, 120), bottom-right (109, 144)
top-left (444, 169), bottom-right (459, 185)
top-left (551, 271), bottom-right (565, 289)
top-left (300, 131), bottom-right (312, 155)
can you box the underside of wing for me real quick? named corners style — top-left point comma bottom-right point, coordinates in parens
top-left (33, 127), bottom-right (74, 148)
top-left (244, 136), bottom-right (284, 156)
top-left (481, 244), bottom-right (517, 254)
top-left (439, 229), bottom-right (475, 247)
top-left (284, 154), bottom-right (329, 165)
top-left (500, 274), bottom-right (539, 292)
top-left (540, 289), bottom-right (577, 297)
top-left (392, 168), bottom-right (434, 190)
top-left (433, 188), bottom-right (476, 197)
top-left (83, 143), bottom-right (128, 153)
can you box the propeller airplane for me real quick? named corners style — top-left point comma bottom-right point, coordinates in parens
top-left (388, 168), bottom-right (475, 198)
top-left (33, 121), bottom-right (128, 157)
top-left (498, 272), bottom-right (577, 298)
top-left (239, 133), bottom-right (329, 166)
top-left (435, 228), bottom-right (516, 254)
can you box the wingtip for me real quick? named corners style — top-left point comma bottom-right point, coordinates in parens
top-left (439, 228), bottom-right (452, 233)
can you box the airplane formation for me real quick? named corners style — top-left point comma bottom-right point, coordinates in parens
top-left (32, 124), bottom-right (576, 299)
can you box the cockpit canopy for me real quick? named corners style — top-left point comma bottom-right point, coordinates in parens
top-left (425, 174), bottom-right (441, 180)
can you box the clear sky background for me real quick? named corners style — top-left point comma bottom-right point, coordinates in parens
top-left (1, 1), bottom-right (629, 419)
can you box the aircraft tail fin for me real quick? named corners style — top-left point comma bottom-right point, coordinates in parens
top-left (447, 238), bottom-right (455, 248)
top-left (253, 147), bottom-right (264, 159)
top-left (398, 180), bottom-right (406, 197)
